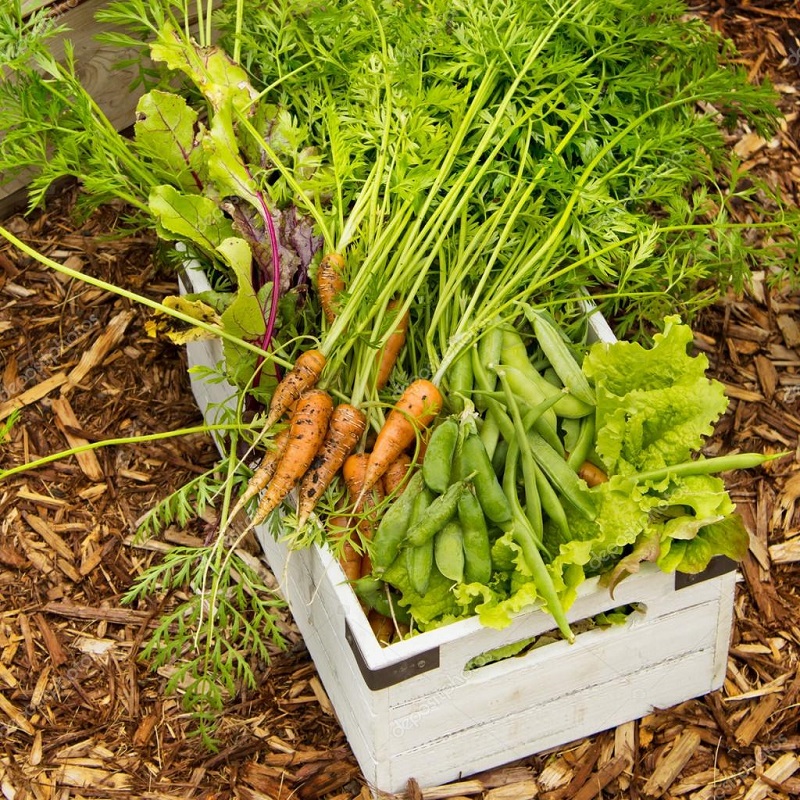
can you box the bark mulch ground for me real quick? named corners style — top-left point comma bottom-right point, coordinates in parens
top-left (1, 3), bottom-right (800, 799)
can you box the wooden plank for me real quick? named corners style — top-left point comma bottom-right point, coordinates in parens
top-left (1, 0), bottom-right (147, 215)
top-left (1, 0), bottom-right (221, 215)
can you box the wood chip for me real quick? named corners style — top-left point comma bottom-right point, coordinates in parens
top-left (642, 730), bottom-right (702, 797)
top-left (769, 534), bottom-right (800, 564)
top-left (571, 756), bottom-right (630, 800)
top-left (420, 781), bottom-right (487, 799)
top-left (743, 753), bottom-right (800, 800)
top-left (23, 512), bottom-right (74, 560)
top-left (734, 694), bottom-right (782, 747)
top-left (33, 613), bottom-right (68, 668)
top-left (0, 371), bottom-right (68, 421)
top-left (50, 396), bottom-right (104, 481)
top-left (63, 310), bottom-right (134, 391)
top-left (484, 780), bottom-right (539, 800)
top-left (0, 691), bottom-right (35, 735)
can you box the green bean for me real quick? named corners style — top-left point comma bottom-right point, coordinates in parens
top-left (406, 480), bottom-right (466, 546)
top-left (502, 436), bottom-right (573, 642)
top-left (458, 490), bottom-right (492, 584)
top-left (491, 439), bottom-right (509, 477)
top-left (423, 418), bottom-right (459, 494)
top-left (435, 521), bottom-right (465, 583)
top-left (371, 471), bottom-right (424, 574)
top-left (527, 429), bottom-right (597, 520)
top-left (461, 434), bottom-right (512, 528)
top-left (633, 451), bottom-right (783, 484)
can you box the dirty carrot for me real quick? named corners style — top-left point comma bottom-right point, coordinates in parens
top-left (262, 349), bottom-right (326, 431)
top-left (228, 427), bottom-right (290, 522)
top-left (382, 453), bottom-right (412, 496)
top-left (296, 403), bottom-right (367, 528)
top-left (317, 252), bottom-right (346, 325)
top-left (329, 514), bottom-right (362, 582)
top-left (249, 389), bottom-right (334, 526)
top-left (578, 460), bottom-right (608, 487)
top-left (375, 298), bottom-right (410, 390)
top-left (362, 379), bottom-right (443, 493)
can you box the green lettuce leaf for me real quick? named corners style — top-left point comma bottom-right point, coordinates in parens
top-left (584, 316), bottom-right (728, 474)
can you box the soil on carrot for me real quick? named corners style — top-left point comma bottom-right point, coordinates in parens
top-left (1, 3), bottom-right (799, 799)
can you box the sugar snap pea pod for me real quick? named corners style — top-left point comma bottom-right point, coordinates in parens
top-left (632, 451), bottom-right (783, 484)
top-left (351, 576), bottom-right (412, 624)
top-left (423, 418), bottom-right (459, 494)
top-left (458, 490), bottom-right (492, 584)
top-left (501, 329), bottom-right (592, 419)
top-left (460, 434), bottom-right (512, 528)
top-left (406, 480), bottom-right (466, 546)
top-left (478, 325), bottom-right (504, 385)
top-left (566, 415), bottom-right (596, 472)
top-left (435, 521), bottom-right (465, 583)
top-left (447, 350), bottom-right (473, 415)
top-left (527, 430), bottom-right (597, 520)
top-left (503, 442), bottom-right (573, 642)
top-left (371, 471), bottom-right (425, 574)
top-left (497, 373), bottom-right (544, 540)
top-left (533, 461), bottom-right (570, 539)
top-left (479, 409), bottom-right (501, 461)
top-left (526, 308), bottom-right (596, 407)
top-left (405, 486), bottom-right (435, 594)
top-left (472, 348), bottom-right (564, 454)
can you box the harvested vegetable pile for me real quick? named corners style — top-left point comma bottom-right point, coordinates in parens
top-left (1, 0), bottom-right (799, 777)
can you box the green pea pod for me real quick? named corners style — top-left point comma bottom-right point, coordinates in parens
top-left (528, 430), bottom-right (597, 520)
top-left (501, 328), bottom-right (592, 419)
top-left (435, 521), bottom-right (465, 583)
top-left (446, 351), bottom-right (473, 414)
top-left (458, 491), bottom-right (492, 584)
top-left (371, 471), bottom-right (425, 574)
top-left (404, 486), bottom-right (435, 594)
top-left (461, 434), bottom-right (512, 528)
top-left (406, 539), bottom-right (434, 595)
top-left (566, 415), bottom-right (596, 472)
top-left (533, 461), bottom-right (569, 539)
top-left (423, 418), bottom-right (459, 494)
top-left (527, 309), bottom-right (596, 407)
top-left (479, 410), bottom-right (501, 461)
top-left (406, 480), bottom-right (465, 546)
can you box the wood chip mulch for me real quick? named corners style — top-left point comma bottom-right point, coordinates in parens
top-left (1, 4), bottom-right (800, 800)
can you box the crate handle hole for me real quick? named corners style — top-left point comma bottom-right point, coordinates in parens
top-left (463, 602), bottom-right (647, 671)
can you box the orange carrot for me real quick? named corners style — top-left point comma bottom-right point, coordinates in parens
top-left (317, 252), bottom-right (346, 325)
top-left (250, 389), bottom-right (334, 526)
top-left (579, 460), bottom-right (608, 487)
top-left (375, 298), bottom-right (410, 390)
top-left (263, 349), bottom-right (326, 431)
top-left (296, 403), bottom-right (367, 527)
top-left (368, 609), bottom-right (394, 646)
top-left (228, 427), bottom-right (290, 522)
top-left (343, 453), bottom-right (385, 516)
top-left (362, 379), bottom-right (443, 492)
top-left (329, 515), bottom-right (362, 582)
top-left (360, 551), bottom-right (373, 578)
top-left (382, 453), bottom-right (412, 496)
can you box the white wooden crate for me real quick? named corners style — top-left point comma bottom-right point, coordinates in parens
top-left (180, 266), bottom-right (736, 796)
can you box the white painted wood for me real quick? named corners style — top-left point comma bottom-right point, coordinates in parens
top-left (181, 265), bottom-right (737, 796)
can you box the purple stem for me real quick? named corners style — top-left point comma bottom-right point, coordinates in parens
top-left (254, 189), bottom-right (281, 366)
